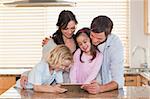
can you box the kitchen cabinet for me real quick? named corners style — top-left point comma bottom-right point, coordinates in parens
top-left (140, 75), bottom-right (149, 86)
top-left (124, 74), bottom-right (141, 86)
top-left (0, 75), bottom-right (16, 94)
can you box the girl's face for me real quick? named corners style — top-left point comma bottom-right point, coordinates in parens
top-left (54, 60), bottom-right (72, 71)
top-left (76, 33), bottom-right (91, 54)
top-left (61, 20), bottom-right (76, 39)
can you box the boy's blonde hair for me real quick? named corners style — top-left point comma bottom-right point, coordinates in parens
top-left (47, 44), bottom-right (73, 68)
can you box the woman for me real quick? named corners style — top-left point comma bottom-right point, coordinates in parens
top-left (20, 10), bottom-right (78, 89)
top-left (43, 10), bottom-right (78, 53)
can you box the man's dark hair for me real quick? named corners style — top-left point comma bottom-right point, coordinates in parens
top-left (91, 15), bottom-right (113, 37)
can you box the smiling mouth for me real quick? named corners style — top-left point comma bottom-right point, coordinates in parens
top-left (83, 46), bottom-right (88, 51)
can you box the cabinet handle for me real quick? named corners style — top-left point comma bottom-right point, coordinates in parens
top-left (125, 80), bottom-right (134, 82)
top-left (148, 81), bottom-right (150, 86)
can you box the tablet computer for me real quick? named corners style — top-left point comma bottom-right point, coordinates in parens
top-left (61, 83), bottom-right (84, 92)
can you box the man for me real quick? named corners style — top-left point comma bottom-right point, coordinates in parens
top-left (82, 15), bottom-right (124, 94)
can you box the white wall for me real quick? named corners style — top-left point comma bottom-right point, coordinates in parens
top-left (130, 0), bottom-right (150, 68)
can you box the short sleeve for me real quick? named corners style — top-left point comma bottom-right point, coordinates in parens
top-left (55, 71), bottom-right (63, 83)
top-left (28, 61), bottom-right (47, 85)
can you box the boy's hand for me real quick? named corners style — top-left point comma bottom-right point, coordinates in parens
top-left (53, 85), bottom-right (68, 93)
top-left (20, 76), bottom-right (28, 89)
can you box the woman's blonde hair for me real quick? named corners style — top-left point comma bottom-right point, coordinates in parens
top-left (47, 44), bottom-right (73, 68)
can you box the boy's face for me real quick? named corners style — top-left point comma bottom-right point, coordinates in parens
top-left (90, 31), bottom-right (106, 46)
top-left (54, 60), bottom-right (72, 71)
top-left (76, 33), bottom-right (91, 54)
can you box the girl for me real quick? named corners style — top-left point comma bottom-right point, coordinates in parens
top-left (70, 28), bottom-right (103, 84)
top-left (16, 42), bottom-right (73, 93)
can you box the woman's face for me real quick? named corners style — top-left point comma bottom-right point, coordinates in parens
top-left (61, 20), bottom-right (76, 39)
top-left (76, 33), bottom-right (91, 54)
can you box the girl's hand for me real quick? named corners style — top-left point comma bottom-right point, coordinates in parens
top-left (81, 80), bottom-right (101, 94)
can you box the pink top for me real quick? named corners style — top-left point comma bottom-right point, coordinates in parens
top-left (69, 48), bottom-right (103, 84)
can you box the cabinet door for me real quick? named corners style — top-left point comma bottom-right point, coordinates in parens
top-left (0, 76), bottom-right (16, 94)
top-left (141, 76), bottom-right (149, 86)
top-left (125, 75), bottom-right (137, 86)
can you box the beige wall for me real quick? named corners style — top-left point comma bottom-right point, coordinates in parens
top-left (130, 0), bottom-right (150, 68)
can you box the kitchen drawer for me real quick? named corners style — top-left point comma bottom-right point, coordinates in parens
top-left (141, 76), bottom-right (149, 86)
top-left (0, 75), bottom-right (16, 89)
top-left (125, 76), bottom-right (137, 86)
top-left (124, 74), bottom-right (141, 86)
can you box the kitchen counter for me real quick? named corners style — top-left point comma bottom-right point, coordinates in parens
top-left (124, 68), bottom-right (150, 81)
top-left (1, 86), bottom-right (150, 98)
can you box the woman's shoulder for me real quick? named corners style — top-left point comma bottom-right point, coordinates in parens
top-left (42, 38), bottom-right (57, 57)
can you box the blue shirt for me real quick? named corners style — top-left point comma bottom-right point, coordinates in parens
top-left (96, 34), bottom-right (124, 89)
top-left (16, 61), bottom-right (63, 89)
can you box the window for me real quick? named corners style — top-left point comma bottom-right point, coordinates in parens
top-left (0, 0), bottom-right (129, 68)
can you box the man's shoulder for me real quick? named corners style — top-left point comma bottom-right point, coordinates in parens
top-left (107, 34), bottom-right (122, 45)
top-left (108, 34), bottom-right (120, 40)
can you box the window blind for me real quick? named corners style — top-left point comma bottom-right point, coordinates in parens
top-left (0, 7), bottom-right (46, 68)
top-left (0, 0), bottom-right (129, 68)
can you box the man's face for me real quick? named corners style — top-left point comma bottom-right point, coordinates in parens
top-left (90, 31), bottom-right (106, 46)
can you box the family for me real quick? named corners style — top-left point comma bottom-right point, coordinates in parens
top-left (15, 10), bottom-right (124, 94)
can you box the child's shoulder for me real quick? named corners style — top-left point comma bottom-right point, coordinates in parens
top-left (74, 48), bottom-right (81, 55)
top-left (33, 61), bottom-right (49, 71)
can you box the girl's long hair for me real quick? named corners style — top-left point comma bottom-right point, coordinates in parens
top-left (75, 28), bottom-right (99, 63)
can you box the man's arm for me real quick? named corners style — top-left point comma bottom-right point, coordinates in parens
top-left (109, 36), bottom-right (124, 89)
top-left (99, 81), bottom-right (118, 92)
top-left (81, 80), bottom-right (118, 94)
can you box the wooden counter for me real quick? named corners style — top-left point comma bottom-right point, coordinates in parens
top-left (1, 86), bottom-right (150, 98)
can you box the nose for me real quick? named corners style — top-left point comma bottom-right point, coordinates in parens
top-left (82, 43), bottom-right (86, 47)
top-left (68, 29), bottom-right (73, 35)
